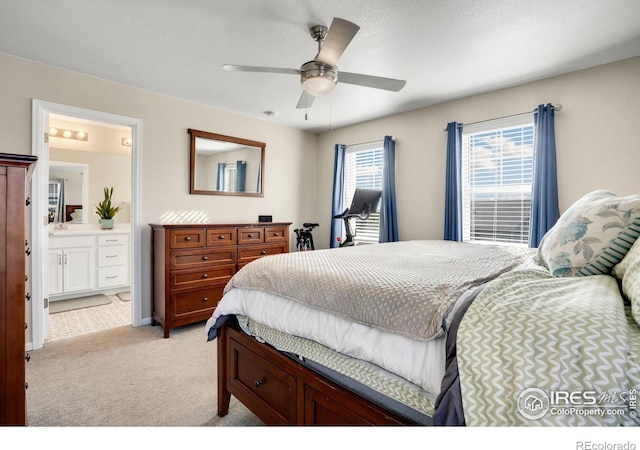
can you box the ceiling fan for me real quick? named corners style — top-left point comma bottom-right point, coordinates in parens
top-left (223, 18), bottom-right (407, 110)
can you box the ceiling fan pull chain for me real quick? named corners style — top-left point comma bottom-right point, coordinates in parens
top-left (328, 94), bottom-right (332, 131)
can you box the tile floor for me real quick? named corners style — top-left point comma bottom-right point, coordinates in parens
top-left (47, 293), bottom-right (131, 341)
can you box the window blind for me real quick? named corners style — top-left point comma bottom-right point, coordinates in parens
top-left (461, 116), bottom-right (534, 246)
top-left (344, 143), bottom-right (383, 244)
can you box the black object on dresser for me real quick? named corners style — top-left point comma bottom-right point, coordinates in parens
top-left (150, 222), bottom-right (291, 338)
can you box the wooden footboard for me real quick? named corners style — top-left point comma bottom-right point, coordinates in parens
top-left (217, 319), bottom-right (418, 425)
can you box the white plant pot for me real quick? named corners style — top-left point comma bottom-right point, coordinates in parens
top-left (100, 218), bottom-right (114, 229)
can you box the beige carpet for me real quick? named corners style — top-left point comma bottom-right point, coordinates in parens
top-left (26, 321), bottom-right (263, 427)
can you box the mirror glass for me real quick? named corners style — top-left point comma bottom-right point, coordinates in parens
top-left (48, 161), bottom-right (89, 223)
top-left (189, 129), bottom-right (265, 196)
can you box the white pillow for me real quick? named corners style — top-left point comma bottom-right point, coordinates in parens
top-left (70, 209), bottom-right (83, 220)
top-left (537, 190), bottom-right (640, 277)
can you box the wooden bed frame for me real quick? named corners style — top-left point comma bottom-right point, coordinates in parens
top-left (216, 318), bottom-right (420, 425)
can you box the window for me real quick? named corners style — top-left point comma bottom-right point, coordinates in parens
top-left (461, 116), bottom-right (534, 246)
top-left (223, 163), bottom-right (237, 192)
top-left (343, 142), bottom-right (383, 244)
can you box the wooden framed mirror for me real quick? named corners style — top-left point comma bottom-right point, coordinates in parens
top-left (189, 129), bottom-right (265, 197)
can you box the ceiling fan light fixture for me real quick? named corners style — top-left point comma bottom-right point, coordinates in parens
top-left (301, 61), bottom-right (337, 96)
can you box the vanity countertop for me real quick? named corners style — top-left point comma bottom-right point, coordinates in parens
top-left (49, 223), bottom-right (131, 236)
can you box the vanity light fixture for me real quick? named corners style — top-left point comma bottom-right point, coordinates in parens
top-left (48, 127), bottom-right (89, 141)
top-left (121, 137), bottom-right (132, 147)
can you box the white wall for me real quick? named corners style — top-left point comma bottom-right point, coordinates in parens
top-left (316, 57), bottom-right (640, 248)
top-left (0, 53), bottom-right (318, 336)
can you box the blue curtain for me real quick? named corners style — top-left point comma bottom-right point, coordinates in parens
top-left (330, 144), bottom-right (346, 248)
top-left (529, 103), bottom-right (560, 248)
top-left (235, 160), bottom-right (247, 192)
top-left (444, 122), bottom-right (463, 241)
top-left (216, 163), bottom-right (226, 190)
top-left (380, 136), bottom-right (399, 243)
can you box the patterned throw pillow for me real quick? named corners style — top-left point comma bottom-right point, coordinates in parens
top-left (537, 190), bottom-right (640, 277)
top-left (612, 237), bottom-right (640, 281)
top-left (622, 258), bottom-right (640, 326)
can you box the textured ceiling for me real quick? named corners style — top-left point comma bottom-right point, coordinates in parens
top-left (2, 0), bottom-right (639, 132)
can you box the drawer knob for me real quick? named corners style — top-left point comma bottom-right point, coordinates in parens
top-left (260, 250), bottom-right (267, 255)
top-left (202, 273), bottom-right (208, 279)
top-left (254, 378), bottom-right (264, 388)
top-left (202, 297), bottom-right (208, 302)
top-left (202, 256), bottom-right (208, 261)
top-left (185, 236), bottom-right (191, 241)
top-left (273, 233), bottom-right (279, 237)
top-left (248, 234), bottom-right (254, 238)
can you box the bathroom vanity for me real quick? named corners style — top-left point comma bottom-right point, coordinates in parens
top-left (48, 225), bottom-right (130, 301)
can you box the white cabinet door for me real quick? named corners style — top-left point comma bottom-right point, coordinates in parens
top-left (63, 247), bottom-right (94, 293)
top-left (48, 249), bottom-right (63, 295)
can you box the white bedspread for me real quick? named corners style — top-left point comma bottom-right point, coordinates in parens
top-left (206, 286), bottom-right (478, 396)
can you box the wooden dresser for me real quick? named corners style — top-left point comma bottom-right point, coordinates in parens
top-left (150, 222), bottom-right (291, 338)
top-left (0, 153), bottom-right (37, 426)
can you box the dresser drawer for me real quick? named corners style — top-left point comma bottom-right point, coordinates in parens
top-left (238, 244), bottom-right (287, 266)
top-left (97, 266), bottom-right (128, 288)
top-left (170, 229), bottom-right (205, 249)
top-left (170, 266), bottom-right (235, 290)
top-left (170, 248), bottom-right (237, 270)
top-left (171, 286), bottom-right (222, 320)
top-left (238, 228), bottom-right (264, 245)
top-left (97, 245), bottom-right (128, 267)
top-left (229, 336), bottom-right (297, 425)
top-left (206, 228), bottom-right (237, 247)
top-left (265, 226), bottom-right (288, 243)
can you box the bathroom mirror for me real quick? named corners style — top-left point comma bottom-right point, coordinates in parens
top-left (189, 129), bottom-right (265, 197)
top-left (48, 161), bottom-right (89, 223)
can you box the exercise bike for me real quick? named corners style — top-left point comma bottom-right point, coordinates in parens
top-left (294, 222), bottom-right (319, 251)
top-left (333, 188), bottom-right (382, 247)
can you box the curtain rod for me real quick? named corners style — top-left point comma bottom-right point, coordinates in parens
top-left (345, 136), bottom-right (395, 147)
top-left (442, 104), bottom-right (562, 131)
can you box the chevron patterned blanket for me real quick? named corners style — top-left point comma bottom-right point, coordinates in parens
top-left (457, 268), bottom-right (640, 426)
top-left (224, 240), bottom-right (530, 341)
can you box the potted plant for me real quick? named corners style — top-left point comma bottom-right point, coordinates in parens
top-left (95, 186), bottom-right (121, 229)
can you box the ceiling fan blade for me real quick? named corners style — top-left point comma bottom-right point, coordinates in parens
top-left (295, 91), bottom-right (316, 109)
top-left (316, 18), bottom-right (360, 66)
top-left (338, 71), bottom-right (407, 92)
top-left (223, 64), bottom-right (301, 76)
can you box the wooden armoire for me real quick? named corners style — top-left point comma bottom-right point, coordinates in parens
top-left (0, 153), bottom-right (37, 426)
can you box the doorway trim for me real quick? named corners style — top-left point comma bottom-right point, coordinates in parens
top-left (30, 100), bottom-right (144, 350)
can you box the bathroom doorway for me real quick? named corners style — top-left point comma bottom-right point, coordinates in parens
top-left (30, 100), bottom-right (143, 350)
top-left (46, 115), bottom-right (132, 341)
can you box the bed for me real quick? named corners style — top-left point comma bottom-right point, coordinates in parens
top-left (206, 190), bottom-right (640, 426)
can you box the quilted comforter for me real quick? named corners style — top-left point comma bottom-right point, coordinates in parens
top-left (222, 240), bottom-right (530, 341)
